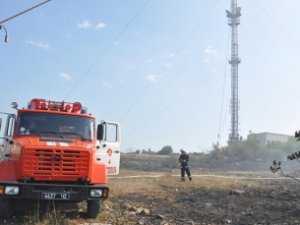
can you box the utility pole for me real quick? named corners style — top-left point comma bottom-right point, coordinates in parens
top-left (0, 0), bottom-right (52, 25)
top-left (226, 0), bottom-right (241, 143)
top-left (0, 0), bottom-right (52, 43)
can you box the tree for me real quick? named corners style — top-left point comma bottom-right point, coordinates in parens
top-left (157, 145), bottom-right (173, 155)
top-left (135, 150), bottom-right (141, 154)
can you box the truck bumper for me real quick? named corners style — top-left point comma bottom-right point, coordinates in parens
top-left (0, 181), bottom-right (109, 202)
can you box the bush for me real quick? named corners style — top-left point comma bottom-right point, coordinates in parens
top-left (157, 145), bottom-right (173, 155)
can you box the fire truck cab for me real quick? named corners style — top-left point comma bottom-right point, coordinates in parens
top-left (0, 99), bottom-right (121, 218)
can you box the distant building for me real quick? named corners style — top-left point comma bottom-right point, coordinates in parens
top-left (247, 132), bottom-right (292, 145)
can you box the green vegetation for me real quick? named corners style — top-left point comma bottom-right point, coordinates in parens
top-left (211, 137), bottom-right (300, 162)
top-left (157, 145), bottom-right (173, 155)
top-left (122, 138), bottom-right (300, 171)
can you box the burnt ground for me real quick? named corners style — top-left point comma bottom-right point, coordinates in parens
top-left (100, 176), bottom-right (300, 225)
top-left (1, 172), bottom-right (300, 225)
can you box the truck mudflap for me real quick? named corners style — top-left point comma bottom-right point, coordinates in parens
top-left (0, 181), bottom-right (109, 201)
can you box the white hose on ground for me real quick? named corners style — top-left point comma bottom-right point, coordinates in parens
top-left (109, 174), bottom-right (300, 181)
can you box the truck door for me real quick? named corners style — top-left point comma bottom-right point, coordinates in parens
top-left (96, 121), bottom-right (121, 176)
top-left (0, 112), bottom-right (15, 160)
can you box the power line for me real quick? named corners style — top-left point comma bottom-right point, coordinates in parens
top-left (0, 0), bottom-right (52, 25)
top-left (120, 0), bottom-right (226, 146)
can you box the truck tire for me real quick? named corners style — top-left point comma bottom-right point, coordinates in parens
top-left (87, 200), bottom-right (101, 218)
top-left (0, 197), bottom-right (13, 218)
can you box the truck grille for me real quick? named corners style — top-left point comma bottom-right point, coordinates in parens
top-left (22, 149), bottom-right (90, 181)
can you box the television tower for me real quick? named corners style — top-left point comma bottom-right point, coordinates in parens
top-left (226, 0), bottom-right (241, 143)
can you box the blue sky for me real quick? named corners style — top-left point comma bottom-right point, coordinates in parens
top-left (0, 0), bottom-right (300, 152)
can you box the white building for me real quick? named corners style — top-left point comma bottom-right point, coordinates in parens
top-left (247, 132), bottom-right (292, 145)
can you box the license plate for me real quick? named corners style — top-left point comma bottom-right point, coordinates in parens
top-left (41, 192), bottom-right (70, 200)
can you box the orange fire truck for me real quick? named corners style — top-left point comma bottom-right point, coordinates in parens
top-left (0, 99), bottom-right (121, 218)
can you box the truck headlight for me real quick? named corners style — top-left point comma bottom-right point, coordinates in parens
top-left (5, 186), bottom-right (19, 195)
top-left (90, 189), bottom-right (102, 197)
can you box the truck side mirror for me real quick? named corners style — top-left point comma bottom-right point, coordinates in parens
top-left (97, 124), bottom-right (105, 141)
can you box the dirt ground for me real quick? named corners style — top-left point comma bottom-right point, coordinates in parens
top-left (1, 171), bottom-right (300, 225)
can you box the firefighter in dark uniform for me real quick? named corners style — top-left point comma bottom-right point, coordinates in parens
top-left (178, 149), bottom-right (192, 181)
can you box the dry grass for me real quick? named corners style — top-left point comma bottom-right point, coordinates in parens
top-left (109, 171), bottom-right (262, 197)
top-left (1, 171), bottom-right (299, 225)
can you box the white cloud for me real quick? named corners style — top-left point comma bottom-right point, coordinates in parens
top-left (145, 74), bottom-right (159, 83)
top-left (78, 20), bottom-right (107, 30)
top-left (78, 20), bottom-right (92, 29)
top-left (202, 45), bottom-right (218, 64)
top-left (26, 40), bottom-right (50, 50)
top-left (102, 81), bottom-right (112, 89)
top-left (204, 46), bottom-right (217, 55)
top-left (60, 72), bottom-right (72, 81)
top-left (168, 53), bottom-right (176, 58)
top-left (95, 21), bottom-right (107, 29)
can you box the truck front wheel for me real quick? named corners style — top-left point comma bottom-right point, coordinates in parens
top-left (0, 197), bottom-right (13, 218)
top-left (87, 200), bottom-right (101, 218)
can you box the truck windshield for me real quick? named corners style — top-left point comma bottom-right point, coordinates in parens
top-left (17, 112), bottom-right (94, 141)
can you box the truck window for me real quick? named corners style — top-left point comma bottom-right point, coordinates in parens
top-left (0, 114), bottom-right (9, 139)
top-left (106, 123), bottom-right (118, 142)
top-left (17, 112), bottom-right (95, 141)
top-left (6, 117), bottom-right (15, 137)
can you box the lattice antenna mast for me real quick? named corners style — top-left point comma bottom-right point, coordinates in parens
top-left (226, 0), bottom-right (241, 143)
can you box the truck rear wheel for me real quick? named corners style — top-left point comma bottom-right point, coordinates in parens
top-left (0, 197), bottom-right (13, 218)
top-left (87, 200), bottom-right (101, 218)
